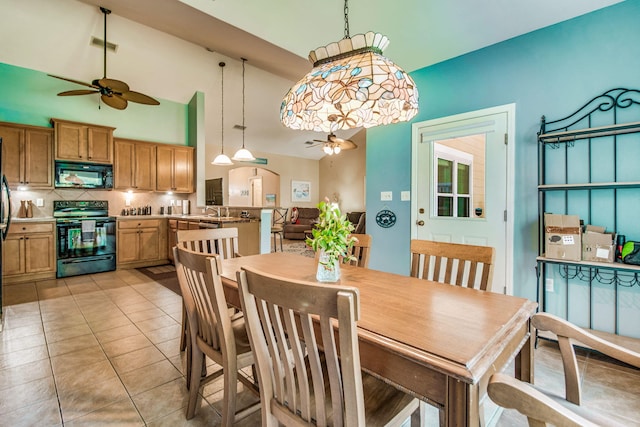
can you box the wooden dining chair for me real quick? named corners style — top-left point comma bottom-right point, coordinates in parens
top-left (271, 208), bottom-right (288, 252)
top-left (410, 239), bottom-right (495, 291)
top-left (176, 228), bottom-right (240, 362)
top-left (177, 227), bottom-right (240, 260)
top-left (237, 265), bottom-right (420, 427)
top-left (488, 312), bottom-right (640, 426)
top-left (173, 246), bottom-right (260, 425)
top-left (346, 233), bottom-right (372, 268)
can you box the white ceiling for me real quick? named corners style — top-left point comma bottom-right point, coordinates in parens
top-left (3, 0), bottom-right (623, 160)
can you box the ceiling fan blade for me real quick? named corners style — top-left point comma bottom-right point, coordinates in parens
top-left (339, 140), bottom-right (357, 150)
top-left (58, 89), bottom-right (99, 96)
top-left (99, 78), bottom-right (130, 93)
top-left (48, 74), bottom-right (98, 89)
top-left (101, 93), bottom-right (128, 110)
top-left (121, 91), bottom-right (160, 105)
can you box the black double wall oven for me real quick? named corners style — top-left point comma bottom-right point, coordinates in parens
top-left (54, 200), bottom-right (116, 278)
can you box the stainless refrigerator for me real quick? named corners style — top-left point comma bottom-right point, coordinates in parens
top-left (0, 137), bottom-right (12, 328)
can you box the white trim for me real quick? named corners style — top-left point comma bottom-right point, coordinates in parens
top-left (411, 103), bottom-right (516, 295)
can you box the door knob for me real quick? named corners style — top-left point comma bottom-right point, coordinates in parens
top-left (416, 220), bottom-right (425, 226)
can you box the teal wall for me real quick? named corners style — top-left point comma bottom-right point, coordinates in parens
top-left (366, 0), bottom-right (640, 334)
top-left (0, 63), bottom-right (189, 145)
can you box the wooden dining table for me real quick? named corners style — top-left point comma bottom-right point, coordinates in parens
top-left (218, 252), bottom-right (537, 427)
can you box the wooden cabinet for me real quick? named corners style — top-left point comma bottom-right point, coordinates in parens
top-left (51, 118), bottom-right (114, 164)
top-left (3, 222), bottom-right (56, 283)
top-left (156, 145), bottom-right (194, 193)
top-left (117, 219), bottom-right (167, 268)
top-left (0, 122), bottom-right (53, 189)
top-left (114, 138), bottom-right (156, 191)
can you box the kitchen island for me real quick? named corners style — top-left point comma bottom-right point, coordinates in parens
top-left (162, 215), bottom-right (260, 263)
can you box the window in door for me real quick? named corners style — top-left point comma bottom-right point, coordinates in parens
top-left (434, 143), bottom-right (474, 218)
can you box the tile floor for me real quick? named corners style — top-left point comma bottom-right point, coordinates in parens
top-left (0, 268), bottom-right (639, 426)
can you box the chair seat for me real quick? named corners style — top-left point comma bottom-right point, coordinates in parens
top-left (298, 370), bottom-right (418, 427)
top-left (230, 312), bottom-right (251, 354)
top-left (362, 373), bottom-right (420, 426)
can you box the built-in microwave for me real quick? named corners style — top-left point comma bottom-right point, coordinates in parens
top-left (54, 161), bottom-right (113, 190)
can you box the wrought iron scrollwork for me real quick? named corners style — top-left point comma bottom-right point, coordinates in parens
top-left (556, 264), bottom-right (640, 287)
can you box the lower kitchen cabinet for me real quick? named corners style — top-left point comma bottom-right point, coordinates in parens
top-left (3, 221), bottom-right (56, 283)
top-left (117, 219), bottom-right (167, 268)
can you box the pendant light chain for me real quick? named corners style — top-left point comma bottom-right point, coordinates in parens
top-left (343, 0), bottom-right (350, 39)
top-left (213, 61), bottom-right (233, 165)
top-left (220, 62), bottom-right (225, 152)
top-left (242, 58), bottom-right (246, 148)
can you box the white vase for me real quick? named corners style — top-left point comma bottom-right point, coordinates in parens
top-left (316, 250), bottom-right (341, 282)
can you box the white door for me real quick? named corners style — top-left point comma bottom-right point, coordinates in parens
top-left (250, 176), bottom-right (263, 207)
top-left (411, 105), bottom-right (515, 294)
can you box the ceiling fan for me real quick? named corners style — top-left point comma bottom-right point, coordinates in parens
top-left (305, 133), bottom-right (357, 155)
top-left (48, 7), bottom-right (159, 110)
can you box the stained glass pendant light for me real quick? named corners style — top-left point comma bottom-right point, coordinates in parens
top-left (280, 0), bottom-right (419, 132)
top-left (212, 62), bottom-right (233, 166)
top-left (232, 58), bottom-right (256, 161)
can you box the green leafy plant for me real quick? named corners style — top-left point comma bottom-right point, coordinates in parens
top-left (306, 199), bottom-right (357, 267)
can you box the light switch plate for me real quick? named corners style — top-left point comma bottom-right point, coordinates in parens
top-left (380, 191), bottom-right (392, 201)
top-left (36, 198), bottom-right (44, 207)
top-left (545, 278), bottom-right (554, 292)
top-left (401, 191), bottom-right (410, 201)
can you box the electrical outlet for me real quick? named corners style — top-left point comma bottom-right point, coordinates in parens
top-left (545, 278), bottom-right (554, 292)
top-left (36, 198), bottom-right (44, 207)
top-left (381, 191), bottom-right (392, 201)
top-left (125, 198), bottom-right (131, 207)
top-left (401, 191), bottom-right (410, 201)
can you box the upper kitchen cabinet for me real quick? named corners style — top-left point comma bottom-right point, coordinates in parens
top-left (0, 122), bottom-right (53, 189)
top-left (114, 138), bottom-right (156, 191)
top-left (51, 118), bottom-right (115, 164)
top-left (156, 144), bottom-right (194, 193)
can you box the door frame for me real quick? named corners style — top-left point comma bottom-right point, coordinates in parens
top-left (411, 103), bottom-right (516, 294)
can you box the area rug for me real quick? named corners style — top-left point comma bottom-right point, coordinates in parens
top-left (281, 239), bottom-right (315, 258)
top-left (136, 264), bottom-right (181, 296)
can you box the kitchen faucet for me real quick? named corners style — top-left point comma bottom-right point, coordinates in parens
top-left (204, 206), bottom-right (221, 217)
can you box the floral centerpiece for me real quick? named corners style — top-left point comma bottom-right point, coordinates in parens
top-left (306, 198), bottom-right (357, 282)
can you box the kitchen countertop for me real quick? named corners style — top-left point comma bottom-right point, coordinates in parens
top-left (115, 214), bottom-right (259, 223)
top-left (11, 217), bottom-right (55, 222)
top-left (10, 215), bottom-right (260, 223)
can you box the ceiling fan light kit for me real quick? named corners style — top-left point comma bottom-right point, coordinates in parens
top-left (48, 6), bottom-right (159, 110)
top-left (307, 132), bottom-right (357, 155)
top-left (232, 58), bottom-right (256, 161)
top-left (280, 0), bottom-right (418, 132)
top-left (212, 62), bottom-right (233, 166)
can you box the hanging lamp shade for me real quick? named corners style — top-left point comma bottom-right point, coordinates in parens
top-left (233, 58), bottom-right (256, 161)
top-left (213, 61), bottom-right (233, 166)
top-left (280, 30), bottom-right (419, 132)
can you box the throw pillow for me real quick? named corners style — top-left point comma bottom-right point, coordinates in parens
top-left (291, 207), bottom-right (299, 224)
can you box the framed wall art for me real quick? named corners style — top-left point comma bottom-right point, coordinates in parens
top-left (291, 180), bottom-right (311, 202)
